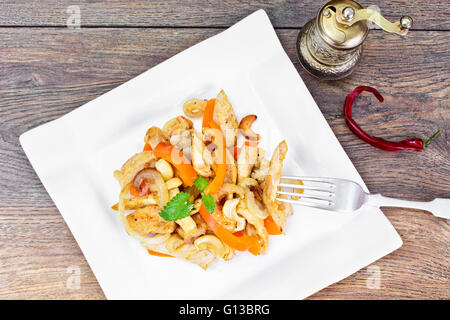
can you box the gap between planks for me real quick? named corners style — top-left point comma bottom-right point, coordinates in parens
top-left (0, 25), bottom-right (448, 32)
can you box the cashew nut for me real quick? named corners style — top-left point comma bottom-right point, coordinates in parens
top-left (165, 177), bottom-right (182, 190)
top-left (169, 187), bottom-right (180, 200)
top-left (222, 199), bottom-right (246, 232)
top-left (239, 114), bottom-right (260, 140)
top-left (194, 235), bottom-right (227, 259)
top-left (176, 216), bottom-right (197, 235)
top-left (155, 158), bottom-right (174, 180)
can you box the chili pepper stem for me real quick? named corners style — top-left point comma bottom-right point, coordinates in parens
top-left (423, 130), bottom-right (442, 148)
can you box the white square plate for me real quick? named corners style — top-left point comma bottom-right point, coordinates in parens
top-left (20, 10), bottom-right (402, 299)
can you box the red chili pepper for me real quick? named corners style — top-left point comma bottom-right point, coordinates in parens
top-left (344, 86), bottom-right (441, 151)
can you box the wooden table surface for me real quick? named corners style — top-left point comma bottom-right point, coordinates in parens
top-left (0, 1), bottom-right (448, 300)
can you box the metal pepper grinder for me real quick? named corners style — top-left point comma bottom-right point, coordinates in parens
top-left (297, 0), bottom-right (413, 80)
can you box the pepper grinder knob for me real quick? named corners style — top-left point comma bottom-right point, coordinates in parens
top-left (400, 16), bottom-right (413, 30)
top-left (342, 7), bottom-right (355, 21)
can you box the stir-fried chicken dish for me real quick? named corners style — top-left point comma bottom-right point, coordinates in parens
top-left (113, 90), bottom-right (293, 269)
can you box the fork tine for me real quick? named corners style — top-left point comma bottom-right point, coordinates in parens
top-left (278, 183), bottom-right (333, 192)
top-left (276, 197), bottom-right (334, 208)
top-left (276, 191), bottom-right (333, 201)
top-left (281, 176), bottom-right (336, 186)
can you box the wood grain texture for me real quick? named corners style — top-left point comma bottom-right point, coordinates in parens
top-left (0, 10), bottom-right (449, 300)
top-left (0, 0), bottom-right (448, 30)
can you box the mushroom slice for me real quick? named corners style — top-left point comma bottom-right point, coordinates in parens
top-left (114, 151), bottom-right (156, 188)
top-left (127, 205), bottom-right (176, 235)
top-left (133, 168), bottom-right (169, 208)
top-left (213, 90), bottom-right (238, 148)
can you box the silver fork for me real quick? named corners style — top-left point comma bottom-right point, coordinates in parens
top-left (276, 176), bottom-right (449, 219)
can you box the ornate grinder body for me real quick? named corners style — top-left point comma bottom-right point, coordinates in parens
top-left (297, 0), bottom-right (413, 80)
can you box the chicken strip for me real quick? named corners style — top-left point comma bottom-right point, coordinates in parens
top-left (213, 90), bottom-right (238, 148)
top-left (111, 193), bottom-right (158, 211)
top-left (262, 140), bottom-right (293, 232)
top-left (224, 148), bottom-right (237, 184)
top-left (127, 205), bottom-right (176, 235)
top-left (191, 130), bottom-right (213, 177)
top-left (237, 203), bottom-right (269, 254)
top-left (176, 213), bottom-right (209, 244)
top-left (251, 148), bottom-right (269, 183)
top-left (237, 143), bottom-right (258, 182)
top-left (165, 234), bottom-right (216, 270)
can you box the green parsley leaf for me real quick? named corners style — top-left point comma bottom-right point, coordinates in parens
top-left (159, 192), bottom-right (194, 221)
top-left (202, 194), bottom-right (216, 213)
top-left (194, 176), bottom-right (209, 192)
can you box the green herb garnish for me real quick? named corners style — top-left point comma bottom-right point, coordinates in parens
top-left (159, 192), bottom-right (194, 221)
top-left (159, 177), bottom-right (217, 221)
top-left (201, 194), bottom-right (216, 214)
top-left (193, 176), bottom-right (209, 192)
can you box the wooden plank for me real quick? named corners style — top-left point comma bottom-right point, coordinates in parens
top-left (311, 208), bottom-right (450, 299)
top-left (0, 0), bottom-right (448, 30)
top-left (0, 28), bottom-right (448, 299)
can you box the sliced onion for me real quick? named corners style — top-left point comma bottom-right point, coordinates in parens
top-left (133, 168), bottom-right (169, 207)
top-left (118, 184), bottom-right (170, 246)
top-left (183, 98), bottom-right (207, 118)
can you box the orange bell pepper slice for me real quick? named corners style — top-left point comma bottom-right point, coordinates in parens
top-left (199, 204), bottom-right (261, 255)
top-left (147, 249), bottom-right (173, 258)
top-left (264, 216), bottom-right (282, 235)
top-left (143, 143), bottom-right (152, 151)
top-left (202, 99), bottom-right (216, 129)
top-left (153, 142), bottom-right (198, 186)
top-left (205, 129), bottom-right (226, 195)
top-left (129, 185), bottom-right (140, 196)
top-left (202, 99), bottom-right (227, 195)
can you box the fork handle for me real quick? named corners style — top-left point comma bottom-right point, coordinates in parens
top-left (367, 194), bottom-right (450, 219)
